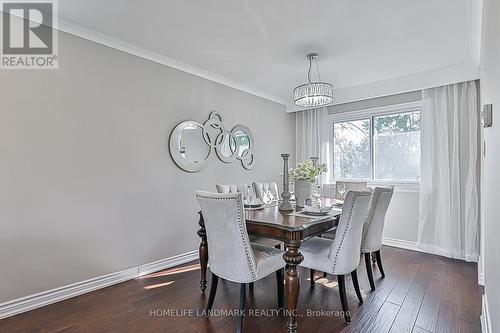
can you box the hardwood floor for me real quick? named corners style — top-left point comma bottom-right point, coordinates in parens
top-left (0, 247), bottom-right (483, 333)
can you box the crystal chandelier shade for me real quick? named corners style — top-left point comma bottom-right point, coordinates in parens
top-left (293, 53), bottom-right (333, 107)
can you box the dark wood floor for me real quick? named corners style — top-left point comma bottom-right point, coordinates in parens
top-left (0, 246), bottom-right (483, 333)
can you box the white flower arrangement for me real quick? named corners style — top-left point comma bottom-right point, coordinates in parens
top-left (289, 160), bottom-right (328, 182)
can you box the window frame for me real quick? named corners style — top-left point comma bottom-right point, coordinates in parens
top-left (329, 101), bottom-right (422, 192)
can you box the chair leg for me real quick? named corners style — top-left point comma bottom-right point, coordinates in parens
top-left (237, 283), bottom-right (246, 333)
top-left (351, 270), bottom-right (363, 305)
top-left (365, 253), bottom-right (376, 291)
top-left (375, 250), bottom-right (385, 278)
top-left (276, 268), bottom-right (284, 309)
top-left (310, 269), bottom-right (316, 286)
top-left (205, 273), bottom-right (219, 314)
top-left (338, 275), bottom-right (350, 323)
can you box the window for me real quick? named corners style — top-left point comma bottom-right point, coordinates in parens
top-left (373, 111), bottom-right (420, 181)
top-left (333, 119), bottom-right (371, 179)
top-left (331, 105), bottom-right (421, 183)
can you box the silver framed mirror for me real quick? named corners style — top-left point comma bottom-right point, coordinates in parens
top-left (169, 121), bottom-right (211, 172)
top-left (231, 125), bottom-right (255, 169)
top-left (169, 112), bottom-right (255, 172)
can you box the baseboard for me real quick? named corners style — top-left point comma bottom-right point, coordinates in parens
top-left (481, 294), bottom-right (491, 333)
top-left (382, 237), bottom-right (421, 252)
top-left (0, 250), bottom-right (198, 320)
top-left (383, 237), bottom-right (481, 265)
top-left (138, 250), bottom-right (198, 277)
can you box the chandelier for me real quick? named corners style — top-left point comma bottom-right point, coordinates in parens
top-left (293, 53), bottom-right (333, 107)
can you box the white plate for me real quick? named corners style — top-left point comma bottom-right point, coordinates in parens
top-left (301, 209), bottom-right (329, 216)
top-left (244, 203), bottom-right (264, 208)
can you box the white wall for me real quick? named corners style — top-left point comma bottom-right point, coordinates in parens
top-left (480, 0), bottom-right (500, 330)
top-left (324, 62), bottom-right (479, 108)
top-left (383, 191), bottom-right (419, 243)
top-left (329, 90), bottom-right (422, 115)
top-left (0, 32), bottom-right (295, 303)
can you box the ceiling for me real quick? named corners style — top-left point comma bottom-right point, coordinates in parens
top-left (59, 0), bottom-right (482, 111)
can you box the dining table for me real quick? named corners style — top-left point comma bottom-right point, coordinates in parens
top-left (197, 201), bottom-right (341, 333)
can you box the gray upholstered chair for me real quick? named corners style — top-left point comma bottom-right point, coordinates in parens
top-left (216, 183), bottom-right (281, 249)
top-left (215, 183), bottom-right (252, 198)
top-left (196, 191), bottom-right (285, 333)
top-left (299, 190), bottom-right (372, 323)
top-left (321, 186), bottom-right (372, 241)
top-left (321, 183), bottom-right (337, 199)
top-left (252, 181), bottom-right (279, 203)
top-left (360, 186), bottom-right (394, 291)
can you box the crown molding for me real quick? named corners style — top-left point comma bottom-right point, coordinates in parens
top-left (54, 18), bottom-right (286, 106)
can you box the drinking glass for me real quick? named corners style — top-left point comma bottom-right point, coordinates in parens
top-left (289, 181), bottom-right (295, 201)
top-left (337, 182), bottom-right (347, 199)
top-left (311, 185), bottom-right (322, 208)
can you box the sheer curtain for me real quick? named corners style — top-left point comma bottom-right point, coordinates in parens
top-left (295, 107), bottom-right (330, 182)
top-left (417, 81), bottom-right (479, 262)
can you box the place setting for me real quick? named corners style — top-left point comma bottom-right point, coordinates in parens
top-left (243, 184), bottom-right (279, 210)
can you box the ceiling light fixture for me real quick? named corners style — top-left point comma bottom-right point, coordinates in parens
top-left (293, 53), bottom-right (333, 107)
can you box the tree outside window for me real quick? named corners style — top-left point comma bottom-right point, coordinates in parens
top-left (332, 110), bottom-right (421, 182)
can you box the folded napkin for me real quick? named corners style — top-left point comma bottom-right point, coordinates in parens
top-left (288, 211), bottom-right (339, 220)
top-left (243, 198), bottom-right (264, 205)
top-left (303, 205), bottom-right (333, 214)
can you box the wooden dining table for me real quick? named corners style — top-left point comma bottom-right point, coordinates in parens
top-left (197, 202), bottom-right (341, 333)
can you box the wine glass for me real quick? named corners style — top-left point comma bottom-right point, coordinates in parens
top-left (337, 182), bottom-right (347, 200)
top-left (262, 187), bottom-right (273, 204)
top-left (245, 185), bottom-right (251, 203)
top-left (289, 181), bottom-right (295, 201)
top-left (311, 185), bottom-right (322, 208)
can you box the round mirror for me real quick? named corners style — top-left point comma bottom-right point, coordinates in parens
top-left (215, 132), bottom-right (237, 162)
top-left (169, 121), bottom-right (210, 172)
top-left (233, 129), bottom-right (251, 158)
top-left (231, 125), bottom-right (255, 169)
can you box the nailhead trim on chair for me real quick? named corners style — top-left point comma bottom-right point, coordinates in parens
top-left (330, 192), bottom-right (370, 273)
top-left (196, 194), bottom-right (257, 280)
top-left (360, 191), bottom-right (379, 251)
top-left (360, 188), bottom-right (393, 252)
top-left (330, 193), bottom-right (357, 272)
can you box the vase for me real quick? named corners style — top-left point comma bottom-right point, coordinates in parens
top-left (294, 179), bottom-right (313, 208)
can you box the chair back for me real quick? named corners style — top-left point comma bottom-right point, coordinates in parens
top-left (361, 186), bottom-right (394, 253)
top-left (328, 190), bottom-right (372, 275)
top-left (253, 182), bottom-right (279, 202)
top-left (216, 183), bottom-right (254, 200)
top-left (321, 183), bottom-right (336, 199)
top-left (196, 191), bottom-right (257, 283)
top-left (335, 181), bottom-right (368, 200)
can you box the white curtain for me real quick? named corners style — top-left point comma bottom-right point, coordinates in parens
top-left (295, 107), bottom-right (330, 182)
top-left (417, 81), bottom-right (479, 262)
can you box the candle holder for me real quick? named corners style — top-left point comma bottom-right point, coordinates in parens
top-left (279, 153), bottom-right (294, 211)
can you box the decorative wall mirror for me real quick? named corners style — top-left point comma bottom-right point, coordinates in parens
top-left (169, 112), bottom-right (255, 172)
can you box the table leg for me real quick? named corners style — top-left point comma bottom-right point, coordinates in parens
top-left (283, 240), bottom-right (303, 333)
top-left (197, 212), bottom-right (208, 292)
